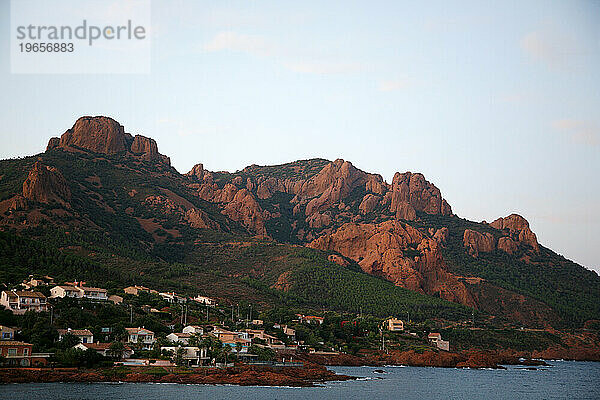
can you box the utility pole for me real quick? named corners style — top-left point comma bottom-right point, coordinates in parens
top-left (130, 304), bottom-right (133, 324)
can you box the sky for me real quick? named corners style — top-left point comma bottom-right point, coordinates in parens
top-left (0, 1), bottom-right (599, 272)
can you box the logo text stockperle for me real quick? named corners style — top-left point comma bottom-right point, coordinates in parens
top-left (16, 20), bottom-right (146, 46)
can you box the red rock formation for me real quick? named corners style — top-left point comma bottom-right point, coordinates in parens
top-left (46, 137), bottom-right (60, 151)
top-left (394, 202), bottom-right (417, 221)
top-left (22, 161), bottom-right (71, 205)
top-left (433, 227), bottom-right (449, 244)
top-left (130, 135), bottom-right (169, 164)
top-left (50, 116), bottom-right (169, 164)
top-left (300, 159), bottom-right (374, 216)
top-left (58, 116), bottom-right (128, 154)
top-left (463, 229), bottom-right (495, 257)
top-left (358, 194), bottom-right (379, 215)
top-left (388, 172), bottom-right (452, 216)
top-left (491, 214), bottom-right (539, 252)
top-left (186, 163), bottom-right (205, 181)
top-left (497, 236), bottom-right (518, 254)
top-left (222, 189), bottom-right (267, 236)
top-left (309, 220), bottom-right (475, 306)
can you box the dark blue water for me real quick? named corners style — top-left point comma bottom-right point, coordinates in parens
top-left (2, 361), bottom-right (599, 399)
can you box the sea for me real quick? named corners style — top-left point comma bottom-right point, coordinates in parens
top-left (2, 361), bottom-right (599, 400)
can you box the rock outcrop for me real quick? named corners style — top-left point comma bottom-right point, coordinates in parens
top-left (491, 214), bottom-right (539, 252)
top-left (56, 116), bottom-right (128, 154)
top-left (22, 161), bottom-right (71, 205)
top-left (388, 172), bottom-right (452, 216)
top-left (497, 236), bottom-right (518, 254)
top-left (463, 229), bottom-right (495, 257)
top-left (48, 116), bottom-right (169, 165)
top-left (309, 220), bottom-right (475, 306)
top-left (222, 189), bottom-right (267, 236)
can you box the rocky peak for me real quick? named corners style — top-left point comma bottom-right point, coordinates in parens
top-left (388, 172), bottom-right (452, 216)
top-left (186, 163), bottom-right (205, 181)
top-left (47, 116), bottom-right (169, 165)
top-left (22, 161), bottom-right (71, 205)
top-left (56, 116), bottom-right (128, 154)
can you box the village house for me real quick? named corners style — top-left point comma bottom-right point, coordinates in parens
top-left (182, 325), bottom-right (204, 335)
top-left (50, 283), bottom-right (108, 301)
top-left (251, 319), bottom-right (263, 326)
top-left (192, 295), bottom-right (216, 306)
top-left (161, 345), bottom-right (209, 366)
top-left (74, 342), bottom-right (134, 359)
top-left (123, 285), bottom-right (151, 296)
top-left (50, 285), bottom-right (83, 299)
top-left (0, 290), bottom-right (48, 314)
top-left (21, 275), bottom-right (54, 289)
top-left (159, 291), bottom-right (186, 304)
top-left (0, 325), bottom-right (15, 340)
top-left (387, 318), bottom-right (404, 332)
top-left (243, 329), bottom-right (284, 347)
top-left (0, 340), bottom-right (51, 367)
top-left (428, 332), bottom-right (450, 351)
top-left (297, 314), bottom-right (324, 325)
top-left (79, 286), bottom-right (108, 301)
top-left (58, 328), bottom-right (94, 344)
top-left (166, 332), bottom-right (193, 345)
top-left (125, 327), bottom-right (156, 350)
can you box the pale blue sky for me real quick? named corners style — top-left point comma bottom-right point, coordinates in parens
top-left (0, 1), bottom-right (599, 272)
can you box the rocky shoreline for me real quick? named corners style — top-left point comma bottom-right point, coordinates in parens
top-left (297, 347), bottom-right (600, 369)
top-left (0, 363), bottom-right (353, 387)
top-left (1, 346), bottom-right (598, 386)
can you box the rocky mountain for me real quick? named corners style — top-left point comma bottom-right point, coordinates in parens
top-left (1, 116), bottom-right (598, 329)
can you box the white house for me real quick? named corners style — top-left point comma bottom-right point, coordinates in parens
top-left (182, 325), bottom-right (204, 335)
top-left (50, 285), bottom-right (83, 299)
top-left (192, 295), bottom-right (215, 306)
top-left (74, 343), bottom-right (134, 359)
top-left (161, 345), bottom-right (209, 366)
top-left (166, 332), bottom-right (193, 345)
top-left (50, 284), bottom-right (108, 301)
top-left (58, 328), bottom-right (94, 344)
top-left (125, 327), bottom-right (156, 350)
top-left (0, 290), bottom-right (48, 314)
top-left (428, 333), bottom-right (450, 351)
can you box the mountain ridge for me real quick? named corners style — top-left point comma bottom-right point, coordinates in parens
top-left (1, 116), bottom-right (598, 329)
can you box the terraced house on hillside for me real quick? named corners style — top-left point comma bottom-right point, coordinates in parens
top-left (0, 290), bottom-right (47, 314)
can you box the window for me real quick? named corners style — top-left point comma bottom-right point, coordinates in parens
top-left (23, 348), bottom-right (29, 356)
top-left (2, 333), bottom-right (11, 339)
top-left (8, 348), bottom-right (17, 356)
top-left (83, 337), bottom-right (88, 343)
